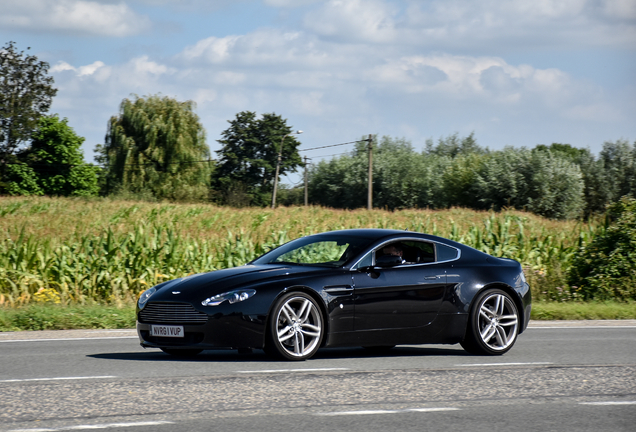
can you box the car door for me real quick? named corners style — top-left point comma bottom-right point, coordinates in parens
top-left (351, 240), bottom-right (448, 331)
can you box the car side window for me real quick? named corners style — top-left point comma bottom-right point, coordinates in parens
top-left (436, 243), bottom-right (459, 262)
top-left (374, 240), bottom-right (460, 266)
top-left (374, 240), bottom-right (436, 265)
top-left (401, 241), bottom-right (435, 263)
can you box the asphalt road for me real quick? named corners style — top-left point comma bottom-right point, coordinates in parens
top-left (1, 321), bottom-right (635, 432)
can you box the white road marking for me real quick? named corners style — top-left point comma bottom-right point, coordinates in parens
top-left (580, 401), bottom-right (636, 406)
top-left (317, 407), bottom-right (459, 416)
top-left (456, 362), bottom-right (553, 367)
top-left (7, 421), bottom-right (174, 431)
top-left (0, 336), bottom-right (138, 343)
top-left (530, 326), bottom-right (636, 329)
top-left (237, 367), bottom-right (350, 373)
top-left (0, 376), bottom-right (117, 383)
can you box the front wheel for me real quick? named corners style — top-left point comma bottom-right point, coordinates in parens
top-left (266, 292), bottom-right (324, 361)
top-left (461, 289), bottom-right (520, 355)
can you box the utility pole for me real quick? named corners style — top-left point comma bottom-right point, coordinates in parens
top-left (367, 134), bottom-right (373, 210)
top-left (304, 156), bottom-right (309, 206)
top-left (271, 130), bottom-right (302, 208)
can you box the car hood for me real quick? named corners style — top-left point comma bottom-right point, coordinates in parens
top-left (150, 264), bottom-right (331, 300)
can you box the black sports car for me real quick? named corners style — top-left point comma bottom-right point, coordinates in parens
top-left (137, 229), bottom-right (531, 360)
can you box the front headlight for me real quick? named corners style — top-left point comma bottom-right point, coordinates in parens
top-left (202, 289), bottom-right (256, 306)
top-left (138, 287), bottom-right (157, 309)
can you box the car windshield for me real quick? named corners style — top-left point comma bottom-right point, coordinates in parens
top-left (252, 235), bottom-right (373, 268)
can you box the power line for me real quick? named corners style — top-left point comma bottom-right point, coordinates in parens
top-left (298, 139), bottom-right (365, 152)
top-left (306, 151), bottom-right (355, 160)
top-left (4, 138), bottom-right (366, 169)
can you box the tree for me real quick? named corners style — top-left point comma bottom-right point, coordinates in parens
top-left (98, 95), bottom-right (212, 202)
top-left (523, 150), bottom-right (585, 219)
top-left (3, 116), bottom-right (99, 197)
top-left (308, 148), bottom-right (367, 209)
top-left (2, 162), bottom-right (42, 196)
top-left (599, 139), bottom-right (636, 203)
top-left (470, 148), bottom-right (585, 218)
top-left (568, 196), bottom-right (636, 301)
top-left (25, 115), bottom-right (99, 196)
top-left (212, 111), bottom-right (302, 206)
top-left (425, 132), bottom-right (487, 158)
top-left (0, 41), bottom-right (57, 170)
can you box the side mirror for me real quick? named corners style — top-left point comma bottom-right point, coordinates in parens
top-left (375, 255), bottom-right (403, 268)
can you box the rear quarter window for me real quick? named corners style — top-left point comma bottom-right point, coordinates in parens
top-left (436, 243), bottom-right (459, 262)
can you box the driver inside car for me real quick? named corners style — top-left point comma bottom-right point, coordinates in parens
top-left (381, 243), bottom-right (405, 263)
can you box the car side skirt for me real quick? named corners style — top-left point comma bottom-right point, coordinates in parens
top-left (324, 313), bottom-right (468, 347)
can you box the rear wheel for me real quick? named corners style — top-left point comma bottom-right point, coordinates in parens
top-left (461, 289), bottom-right (519, 355)
top-left (267, 292), bottom-right (324, 361)
top-left (160, 348), bottom-right (203, 357)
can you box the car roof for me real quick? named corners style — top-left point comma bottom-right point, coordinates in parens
top-left (311, 228), bottom-right (453, 244)
top-left (310, 228), bottom-right (488, 256)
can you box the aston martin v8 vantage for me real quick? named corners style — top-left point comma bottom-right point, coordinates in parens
top-left (137, 229), bottom-right (531, 360)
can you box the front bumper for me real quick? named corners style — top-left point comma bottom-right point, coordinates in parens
top-left (137, 312), bottom-right (267, 350)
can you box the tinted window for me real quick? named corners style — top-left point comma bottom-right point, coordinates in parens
top-left (375, 240), bottom-right (436, 265)
top-left (436, 243), bottom-right (459, 261)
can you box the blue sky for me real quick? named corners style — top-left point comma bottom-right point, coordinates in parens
top-left (1, 0), bottom-right (635, 185)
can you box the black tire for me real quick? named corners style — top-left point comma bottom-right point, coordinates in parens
top-left (160, 348), bottom-right (203, 357)
top-left (266, 292), bottom-right (324, 361)
top-left (461, 289), bottom-right (520, 355)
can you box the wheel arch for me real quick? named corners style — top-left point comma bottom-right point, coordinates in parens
top-left (474, 282), bottom-right (526, 334)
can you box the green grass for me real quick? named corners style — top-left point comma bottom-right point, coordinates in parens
top-left (0, 304), bottom-right (136, 331)
top-left (531, 301), bottom-right (636, 320)
top-left (1, 302), bottom-right (634, 332)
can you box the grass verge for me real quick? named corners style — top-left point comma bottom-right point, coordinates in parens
top-left (0, 304), bottom-right (136, 332)
top-left (531, 301), bottom-right (636, 320)
top-left (1, 301), bottom-right (635, 332)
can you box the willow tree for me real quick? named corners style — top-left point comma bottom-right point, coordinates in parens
top-left (98, 95), bottom-right (212, 201)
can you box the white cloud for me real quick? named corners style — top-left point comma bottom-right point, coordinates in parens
top-left (180, 29), bottom-right (341, 71)
top-left (49, 25), bottom-right (623, 134)
top-left (304, 0), bottom-right (400, 43)
top-left (173, 27), bottom-right (606, 124)
top-left (0, 0), bottom-right (151, 37)
top-left (34, 1), bottom-right (633, 161)
top-left (78, 61), bottom-right (107, 76)
top-left (50, 62), bottom-right (77, 73)
top-left (601, 0), bottom-right (636, 19)
top-left (300, 0), bottom-right (636, 50)
top-left (51, 60), bottom-right (109, 77)
top-left (130, 56), bottom-right (172, 75)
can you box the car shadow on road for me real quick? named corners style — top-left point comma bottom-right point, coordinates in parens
top-left (88, 344), bottom-right (471, 363)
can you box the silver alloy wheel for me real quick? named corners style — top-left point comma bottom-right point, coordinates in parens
top-left (275, 295), bottom-right (323, 358)
top-left (477, 292), bottom-right (519, 351)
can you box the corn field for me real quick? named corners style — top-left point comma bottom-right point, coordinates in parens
top-left (0, 196), bottom-right (600, 306)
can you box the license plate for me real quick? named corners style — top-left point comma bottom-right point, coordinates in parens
top-left (150, 325), bottom-right (184, 338)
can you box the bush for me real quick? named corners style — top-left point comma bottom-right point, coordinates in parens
top-left (568, 197), bottom-right (636, 300)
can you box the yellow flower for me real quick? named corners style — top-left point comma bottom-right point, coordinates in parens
top-left (33, 288), bottom-right (61, 304)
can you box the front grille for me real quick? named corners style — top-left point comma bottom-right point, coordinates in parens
top-left (139, 302), bottom-right (208, 325)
